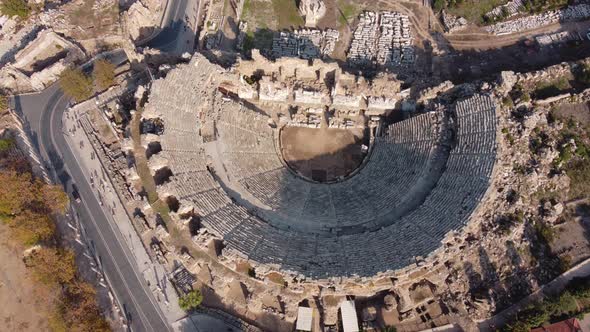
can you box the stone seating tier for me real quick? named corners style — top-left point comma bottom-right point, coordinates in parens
top-left (147, 59), bottom-right (498, 277)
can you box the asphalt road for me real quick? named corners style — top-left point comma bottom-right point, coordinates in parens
top-left (144, 0), bottom-right (199, 54)
top-left (11, 84), bottom-right (171, 332)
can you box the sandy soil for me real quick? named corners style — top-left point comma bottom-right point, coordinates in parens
top-left (280, 127), bottom-right (364, 182)
top-left (0, 224), bottom-right (55, 332)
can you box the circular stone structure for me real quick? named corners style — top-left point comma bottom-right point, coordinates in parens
top-left (279, 126), bottom-right (367, 183)
top-left (143, 56), bottom-right (498, 279)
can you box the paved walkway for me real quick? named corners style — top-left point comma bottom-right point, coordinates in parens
top-left (63, 103), bottom-right (186, 324)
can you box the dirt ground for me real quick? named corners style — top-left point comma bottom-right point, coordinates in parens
top-left (552, 216), bottom-right (590, 266)
top-left (552, 202), bottom-right (590, 266)
top-left (280, 126), bottom-right (365, 182)
top-left (0, 224), bottom-right (55, 332)
top-left (554, 102), bottom-right (590, 125)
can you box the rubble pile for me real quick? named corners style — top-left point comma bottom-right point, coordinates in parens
top-left (38, 9), bottom-right (69, 30)
top-left (270, 28), bottom-right (339, 59)
top-left (298, 0), bottom-right (326, 27)
top-left (290, 108), bottom-right (324, 128)
top-left (485, 4), bottom-right (590, 35)
top-left (347, 11), bottom-right (414, 67)
top-left (441, 10), bottom-right (468, 33)
top-left (535, 30), bottom-right (580, 47)
top-left (92, 0), bottom-right (115, 11)
top-left (484, 0), bottom-right (524, 21)
top-left (126, 0), bottom-right (162, 42)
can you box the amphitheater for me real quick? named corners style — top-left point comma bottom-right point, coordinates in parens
top-left (142, 54), bottom-right (498, 279)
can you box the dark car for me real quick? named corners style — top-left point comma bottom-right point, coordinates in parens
top-left (71, 184), bottom-right (81, 203)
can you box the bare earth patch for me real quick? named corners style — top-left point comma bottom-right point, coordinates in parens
top-left (0, 224), bottom-right (55, 332)
top-left (280, 127), bottom-right (364, 182)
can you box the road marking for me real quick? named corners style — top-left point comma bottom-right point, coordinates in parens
top-left (50, 95), bottom-right (174, 331)
top-left (60, 115), bottom-right (172, 329)
top-left (46, 92), bottom-right (162, 332)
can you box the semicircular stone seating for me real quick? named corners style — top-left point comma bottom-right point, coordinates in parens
top-left (144, 61), bottom-right (497, 278)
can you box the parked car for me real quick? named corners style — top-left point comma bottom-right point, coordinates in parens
top-left (71, 184), bottom-right (81, 203)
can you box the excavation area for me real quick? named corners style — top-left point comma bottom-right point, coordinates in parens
top-left (280, 126), bottom-right (367, 182)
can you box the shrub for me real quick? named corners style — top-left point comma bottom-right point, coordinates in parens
top-left (521, 92), bottom-right (531, 103)
top-left (522, 0), bottom-right (568, 14)
top-left (534, 77), bottom-right (571, 99)
top-left (0, 0), bottom-right (30, 19)
top-left (575, 62), bottom-right (590, 85)
top-left (518, 303), bottom-right (549, 327)
top-left (559, 255), bottom-right (572, 272)
top-left (497, 211), bottom-right (523, 233)
top-left (502, 96), bottom-right (514, 108)
top-left (0, 138), bottom-right (14, 152)
top-left (548, 291), bottom-right (578, 316)
top-left (535, 221), bottom-right (555, 244)
top-left (504, 320), bottom-right (531, 332)
top-left (179, 289), bottom-right (203, 311)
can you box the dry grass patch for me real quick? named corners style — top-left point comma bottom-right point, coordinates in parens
top-left (265, 272), bottom-right (286, 286)
top-left (445, 0), bottom-right (507, 24)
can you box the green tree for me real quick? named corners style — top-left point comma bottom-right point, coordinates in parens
top-left (575, 63), bottom-right (590, 85)
top-left (59, 68), bottom-right (93, 103)
top-left (568, 276), bottom-right (590, 299)
top-left (535, 221), bottom-right (555, 244)
top-left (433, 0), bottom-right (446, 12)
top-left (0, 0), bottom-right (30, 19)
top-left (518, 303), bottom-right (549, 327)
top-left (0, 138), bottom-right (14, 152)
top-left (92, 59), bottom-right (116, 91)
top-left (178, 289), bottom-right (203, 311)
top-left (504, 320), bottom-right (530, 332)
top-left (547, 291), bottom-right (578, 316)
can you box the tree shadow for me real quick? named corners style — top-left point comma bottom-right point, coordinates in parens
top-left (503, 240), bottom-right (534, 306)
top-left (524, 220), bottom-right (564, 285)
